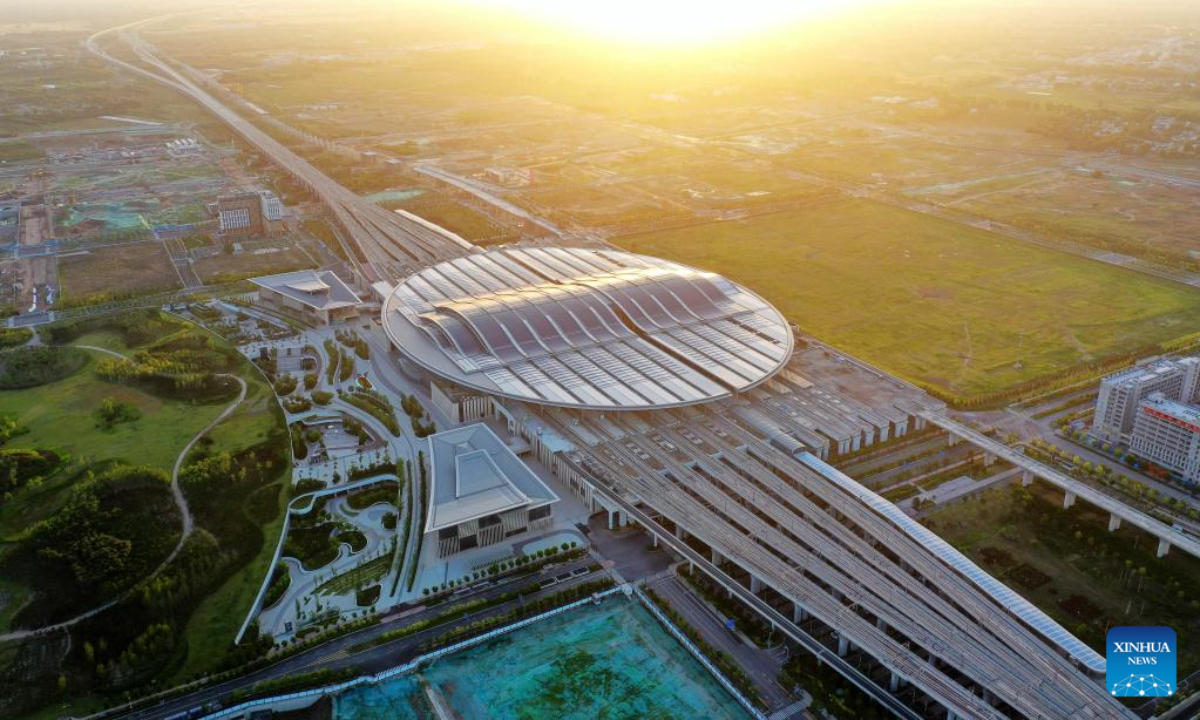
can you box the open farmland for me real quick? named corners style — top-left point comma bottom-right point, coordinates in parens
top-left (615, 198), bottom-right (1200, 401)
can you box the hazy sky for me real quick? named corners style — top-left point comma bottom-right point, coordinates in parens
top-left (463, 0), bottom-right (890, 44)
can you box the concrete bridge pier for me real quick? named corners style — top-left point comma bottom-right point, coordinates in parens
top-left (983, 451), bottom-right (996, 467)
top-left (1063, 491), bottom-right (1076, 509)
top-left (1021, 470), bottom-right (1034, 487)
top-left (750, 575), bottom-right (763, 594)
top-left (1109, 514), bottom-right (1122, 532)
top-left (889, 672), bottom-right (900, 692)
top-left (675, 525), bottom-right (689, 541)
top-left (793, 603), bottom-right (807, 623)
top-left (651, 534), bottom-right (659, 549)
top-left (1158, 538), bottom-right (1172, 558)
top-left (712, 548), bottom-right (724, 567)
top-left (837, 636), bottom-right (849, 657)
top-left (947, 432), bottom-right (959, 448)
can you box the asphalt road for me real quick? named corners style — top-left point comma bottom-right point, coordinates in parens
top-left (646, 575), bottom-right (794, 710)
top-left (114, 557), bottom-right (600, 720)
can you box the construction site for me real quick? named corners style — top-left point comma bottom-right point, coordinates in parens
top-left (0, 122), bottom-right (332, 318)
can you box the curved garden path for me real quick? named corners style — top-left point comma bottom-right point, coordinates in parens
top-left (0, 346), bottom-right (247, 641)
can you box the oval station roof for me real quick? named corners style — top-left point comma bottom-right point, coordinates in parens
top-left (382, 247), bottom-right (794, 410)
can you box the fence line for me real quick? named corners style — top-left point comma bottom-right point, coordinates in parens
top-left (632, 585), bottom-right (767, 720)
top-left (207, 586), bottom-right (625, 719)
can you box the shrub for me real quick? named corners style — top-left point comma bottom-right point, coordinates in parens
top-left (0, 346), bottom-right (87, 389)
top-left (0, 327), bottom-right (32, 349)
top-left (94, 397), bottom-right (142, 428)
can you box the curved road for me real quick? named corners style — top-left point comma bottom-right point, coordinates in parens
top-left (83, 17), bottom-right (473, 281)
top-left (0, 348), bottom-right (247, 642)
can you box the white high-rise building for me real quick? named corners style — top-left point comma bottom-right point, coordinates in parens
top-left (1128, 392), bottom-right (1200, 485)
top-left (1092, 357), bottom-right (1200, 443)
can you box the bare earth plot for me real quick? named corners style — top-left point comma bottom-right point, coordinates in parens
top-left (614, 198), bottom-right (1200, 400)
top-left (192, 246), bottom-right (312, 284)
top-left (57, 242), bottom-right (181, 305)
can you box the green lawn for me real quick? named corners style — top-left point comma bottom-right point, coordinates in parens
top-left (0, 356), bottom-right (226, 541)
top-left (615, 199), bottom-right (1200, 399)
top-left (171, 479), bottom-right (289, 682)
top-left (173, 351), bottom-right (290, 680)
top-left (0, 353), bottom-right (225, 473)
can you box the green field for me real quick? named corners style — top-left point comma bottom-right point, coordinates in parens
top-left (0, 350), bottom-right (226, 542)
top-left (616, 199), bottom-right (1200, 399)
top-left (172, 338), bottom-right (290, 681)
top-left (924, 483), bottom-right (1200, 674)
top-left (0, 314), bottom-right (290, 714)
top-left (0, 343), bottom-right (224, 472)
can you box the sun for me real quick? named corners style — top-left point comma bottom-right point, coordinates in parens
top-left (474, 0), bottom-right (851, 45)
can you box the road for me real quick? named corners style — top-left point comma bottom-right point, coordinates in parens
top-left (647, 574), bottom-right (793, 710)
top-left (84, 17), bottom-right (474, 282)
top-left (110, 558), bottom-right (602, 720)
top-left (924, 412), bottom-right (1200, 558)
top-left (0, 358), bottom-right (247, 642)
top-left (415, 163), bottom-right (565, 236)
top-left (974, 403), bottom-right (1200, 511)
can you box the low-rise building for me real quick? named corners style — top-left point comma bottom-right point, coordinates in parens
top-left (216, 191), bottom-right (284, 237)
top-left (424, 423), bottom-right (558, 558)
top-left (1128, 392), bottom-right (1200, 485)
top-left (249, 270), bottom-right (361, 326)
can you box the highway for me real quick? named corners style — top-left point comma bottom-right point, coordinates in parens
top-left (922, 411), bottom-right (1200, 559)
top-left (84, 18), bottom-right (475, 283)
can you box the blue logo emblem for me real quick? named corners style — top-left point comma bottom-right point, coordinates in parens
top-left (1107, 626), bottom-right (1176, 697)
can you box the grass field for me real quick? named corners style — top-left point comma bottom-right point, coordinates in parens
top-left (171, 328), bottom-right (290, 680)
top-left (171, 479), bottom-right (287, 681)
top-left (0, 352), bottom-right (227, 542)
top-left (58, 242), bottom-right (181, 305)
top-left (0, 140), bottom-right (45, 163)
top-left (615, 198), bottom-right (1200, 399)
top-left (193, 246), bottom-right (312, 284)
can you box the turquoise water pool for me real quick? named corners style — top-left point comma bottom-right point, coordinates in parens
top-left (333, 598), bottom-right (748, 719)
top-left (364, 188), bottom-right (424, 205)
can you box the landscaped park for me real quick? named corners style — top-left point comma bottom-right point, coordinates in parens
top-left (616, 198), bottom-right (1200, 405)
top-left (0, 309), bottom-right (291, 718)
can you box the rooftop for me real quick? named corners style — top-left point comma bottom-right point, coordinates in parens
top-left (1104, 356), bottom-right (1199, 386)
top-left (382, 247), bottom-right (793, 411)
top-left (426, 423), bottom-right (559, 532)
top-left (1141, 392), bottom-right (1200, 428)
top-left (250, 269), bottom-right (361, 312)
